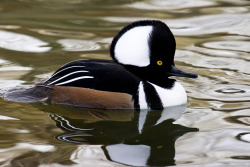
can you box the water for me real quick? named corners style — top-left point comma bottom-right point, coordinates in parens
top-left (0, 0), bottom-right (250, 166)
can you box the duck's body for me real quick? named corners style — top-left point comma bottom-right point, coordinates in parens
top-left (4, 20), bottom-right (197, 110)
top-left (35, 59), bottom-right (187, 109)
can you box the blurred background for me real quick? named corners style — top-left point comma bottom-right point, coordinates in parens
top-left (0, 0), bottom-right (250, 166)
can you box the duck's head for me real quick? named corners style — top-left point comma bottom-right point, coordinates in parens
top-left (110, 20), bottom-right (197, 85)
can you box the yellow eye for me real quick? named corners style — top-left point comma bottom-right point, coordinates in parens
top-left (157, 60), bottom-right (163, 66)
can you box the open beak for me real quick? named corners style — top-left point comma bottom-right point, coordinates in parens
top-left (166, 65), bottom-right (198, 78)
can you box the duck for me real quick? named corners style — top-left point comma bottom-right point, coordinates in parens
top-left (4, 20), bottom-right (198, 110)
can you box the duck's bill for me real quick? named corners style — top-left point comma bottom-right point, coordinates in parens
top-left (167, 65), bottom-right (198, 78)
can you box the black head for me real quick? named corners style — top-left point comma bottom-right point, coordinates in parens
top-left (110, 20), bottom-right (197, 85)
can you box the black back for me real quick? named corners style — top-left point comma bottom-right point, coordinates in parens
top-left (44, 59), bottom-right (140, 95)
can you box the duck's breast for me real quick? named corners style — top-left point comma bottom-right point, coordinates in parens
top-left (152, 81), bottom-right (187, 107)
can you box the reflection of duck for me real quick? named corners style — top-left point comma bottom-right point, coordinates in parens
top-left (39, 104), bottom-right (198, 166)
top-left (4, 20), bottom-right (197, 109)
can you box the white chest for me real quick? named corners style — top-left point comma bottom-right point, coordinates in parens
top-left (138, 81), bottom-right (187, 109)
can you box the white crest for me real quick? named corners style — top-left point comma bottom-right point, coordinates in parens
top-left (114, 26), bottom-right (153, 67)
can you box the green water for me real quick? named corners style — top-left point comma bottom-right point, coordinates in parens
top-left (0, 0), bottom-right (250, 166)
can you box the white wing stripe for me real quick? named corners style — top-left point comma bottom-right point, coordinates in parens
top-left (55, 76), bottom-right (93, 86)
top-left (44, 65), bottom-right (86, 83)
top-left (48, 70), bottom-right (89, 85)
top-left (51, 65), bottom-right (85, 78)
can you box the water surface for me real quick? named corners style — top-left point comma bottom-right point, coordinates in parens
top-left (0, 0), bottom-right (250, 166)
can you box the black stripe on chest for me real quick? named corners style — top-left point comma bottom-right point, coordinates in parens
top-left (142, 81), bottom-right (163, 110)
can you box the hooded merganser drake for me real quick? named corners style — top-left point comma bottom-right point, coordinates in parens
top-left (4, 20), bottom-right (197, 110)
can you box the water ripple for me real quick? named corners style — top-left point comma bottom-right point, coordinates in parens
top-left (201, 6), bottom-right (249, 14)
top-left (0, 59), bottom-right (33, 90)
top-left (58, 39), bottom-right (101, 52)
top-left (189, 84), bottom-right (250, 102)
top-left (176, 50), bottom-right (250, 74)
top-left (170, 13), bottom-right (250, 36)
top-left (0, 115), bottom-right (19, 120)
top-left (237, 133), bottom-right (250, 143)
top-left (225, 115), bottom-right (250, 126)
top-left (202, 41), bottom-right (250, 53)
top-left (32, 29), bottom-right (95, 38)
top-left (0, 30), bottom-right (51, 53)
top-left (128, 0), bottom-right (215, 10)
top-left (104, 13), bottom-right (250, 36)
top-left (175, 128), bottom-right (250, 165)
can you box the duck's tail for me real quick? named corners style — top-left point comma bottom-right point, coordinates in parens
top-left (2, 85), bottom-right (52, 103)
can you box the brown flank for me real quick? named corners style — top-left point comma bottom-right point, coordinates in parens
top-left (49, 86), bottom-right (134, 109)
